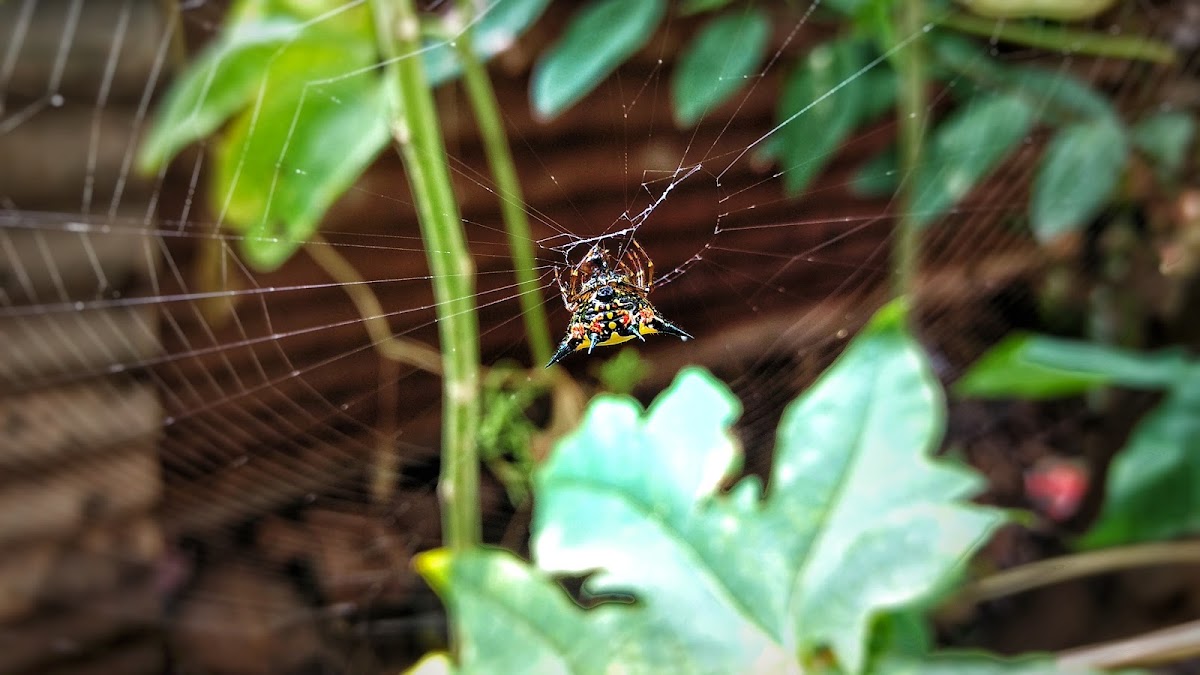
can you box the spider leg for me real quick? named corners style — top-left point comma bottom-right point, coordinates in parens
top-left (556, 265), bottom-right (582, 310)
top-left (555, 267), bottom-right (567, 305)
top-left (628, 239), bottom-right (654, 290)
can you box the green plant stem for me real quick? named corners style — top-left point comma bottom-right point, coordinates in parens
top-left (370, 0), bottom-right (481, 550)
top-left (957, 541), bottom-right (1200, 604)
top-left (939, 12), bottom-right (1176, 65)
top-left (374, 358), bottom-right (401, 505)
top-left (305, 236), bottom-right (444, 375)
top-left (451, 1), bottom-right (553, 367)
top-left (893, 0), bottom-right (927, 298)
top-left (1059, 617), bottom-right (1200, 669)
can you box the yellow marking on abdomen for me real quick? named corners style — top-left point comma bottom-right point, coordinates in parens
top-left (575, 332), bottom-right (639, 351)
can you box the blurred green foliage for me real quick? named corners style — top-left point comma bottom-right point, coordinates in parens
top-left (958, 335), bottom-right (1200, 549)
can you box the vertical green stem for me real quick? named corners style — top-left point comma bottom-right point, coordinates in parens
top-left (893, 0), bottom-right (927, 299)
top-left (370, 0), bottom-right (481, 550)
top-left (452, 1), bottom-right (553, 366)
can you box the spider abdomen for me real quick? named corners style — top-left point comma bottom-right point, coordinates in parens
top-left (547, 240), bottom-right (692, 367)
top-left (547, 285), bottom-right (692, 366)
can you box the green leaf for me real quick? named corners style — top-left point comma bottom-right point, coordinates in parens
top-left (858, 60), bottom-right (900, 121)
top-left (404, 652), bottom-right (455, 675)
top-left (773, 38), bottom-right (881, 195)
top-left (422, 0), bottom-right (552, 87)
top-left (871, 610), bottom-right (934, 659)
top-left (1003, 67), bottom-right (1117, 123)
top-left (228, 0), bottom-right (373, 36)
top-left (1031, 119), bottom-right (1128, 242)
top-left (416, 547), bottom-right (691, 674)
top-left (671, 10), bottom-right (770, 127)
top-left (530, 0), bottom-right (665, 119)
top-left (1078, 374), bottom-right (1200, 548)
top-left (137, 18), bottom-right (308, 172)
top-left (956, 333), bottom-right (1188, 399)
top-left (928, 34), bottom-right (1118, 124)
top-left (823, 0), bottom-right (874, 14)
top-left (532, 301), bottom-right (1002, 673)
top-left (679, 0), bottom-right (733, 15)
top-left (761, 41), bottom-right (894, 168)
top-left (139, 2), bottom-right (387, 270)
top-left (913, 94), bottom-right (1036, 227)
top-left (1132, 110), bottom-right (1196, 182)
top-left (417, 545), bottom-right (1101, 674)
top-left (593, 347), bottom-right (651, 395)
top-left (212, 40), bottom-right (389, 269)
top-left (853, 144), bottom-right (900, 197)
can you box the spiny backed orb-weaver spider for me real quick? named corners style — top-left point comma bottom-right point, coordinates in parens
top-left (547, 238), bottom-right (692, 367)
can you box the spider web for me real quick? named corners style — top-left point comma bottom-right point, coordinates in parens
top-left (0, 0), bottom-right (1193, 671)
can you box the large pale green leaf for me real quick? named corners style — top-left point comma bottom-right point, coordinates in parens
top-left (773, 38), bottom-right (883, 195)
top-left (1078, 374), bottom-right (1200, 549)
top-left (956, 333), bottom-right (1188, 399)
top-left (531, 302), bottom-right (1002, 673)
top-left (415, 548), bottom-right (691, 674)
top-left (212, 40), bottom-right (389, 269)
top-left (913, 94), bottom-right (1036, 227)
top-left (137, 18), bottom-right (308, 172)
top-left (1132, 110), bottom-right (1196, 182)
top-left (530, 0), bottom-right (665, 119)
top-left (1031, 119), bottom-right (1128, 242)
top-left (422, 0), bottom-right (552, 87)
top-left (416, 547), bottom-right (1074, 674)
top-left (671, 10), bottom-right (770, 127)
